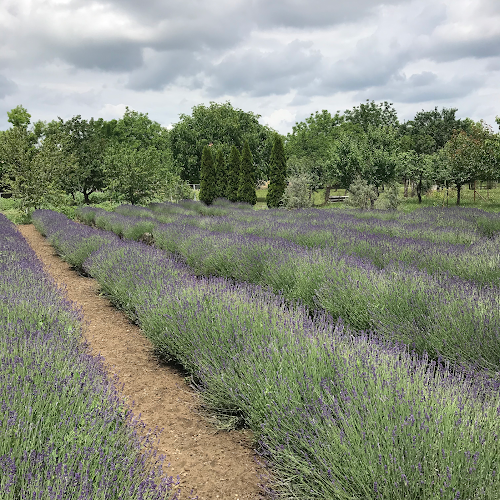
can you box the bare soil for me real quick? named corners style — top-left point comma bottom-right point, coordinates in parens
top-left (19, 224), bottom-right (264, 500)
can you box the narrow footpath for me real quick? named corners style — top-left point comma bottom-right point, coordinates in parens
top-left (19, 224), bottom-right (263, 500)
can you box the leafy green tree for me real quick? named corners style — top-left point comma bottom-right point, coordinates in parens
top-left (0, 127), bottom-right (74, 213)
top-left (199, 146), bottom-right (217, 205)
top-left (401, 107), bottom-right (466, 153)
top-left (226, 146), bottom-right (241, 202)
top-left (214, 148), bottom-right (227, 199)
top-left (238, 141), bottom-right (257, 205)
top-left (286, 110), bottom-right (343, 200)
top-left (443, 128), bottom-right (483, 205)
top-left (58, 115), bottom-right (108, 203)
top-left (325, 130), bottom-right (363, 196)
top-left (342, 100), bottom-right (399, 131)
top-left (7, 105), bottom-right (31, 130)
top-left (267, 134), bottom-right (287, 208)
top-left (169, 101), bottom-right (274, 183)
top-left (103, 144), bottom-right (169, 205)
top-left (111, 107), bottom-right (169, 150)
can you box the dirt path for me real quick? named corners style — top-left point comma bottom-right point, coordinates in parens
top-left (18, 225), bottom-right (263, 500)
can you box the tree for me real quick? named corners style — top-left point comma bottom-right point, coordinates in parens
top-left (103, 144), bottom-right (169, 205)
top-left (395, 150), bottom-right (434, 203)
top-left (286, 110), bottom-right (343, 200)
top-left (443, 128), bottom-right (483, 205)
top-left (0, 127), bottom-right (73, 213)
top-left (7, 105), bottom-right (31, 130)
top-left (214, 148), bottom-right (227, 199)
top-left (226, 146), bottom-right (241, 202)
top-left (342, 100), bottom-right (399, 131)
top-left (58, 115), bottom-right (108, 203)
top-left (169, 101), bottom-right (274, 183)
top-left (267, 134), bottom-right (287, 208)
top-left (238, 141), bottom-right (257, 205)
top-left (401, 107), bottom-right (466, 153)
top-left (325, 130), bottom-right (363, 197)
top-left (111, 107), bottom-right (169, 151)
top-left (199, 146), bottom-right (217, 205)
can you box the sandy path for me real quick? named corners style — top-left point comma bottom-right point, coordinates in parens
top-left (18, 224), bottom-right (263, 500)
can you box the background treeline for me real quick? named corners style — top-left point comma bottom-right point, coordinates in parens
top-left (1, 100), bottom-right (500, 215)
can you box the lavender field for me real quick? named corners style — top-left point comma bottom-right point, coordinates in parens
top-left (77, 202), bottom-right (500, 372)
top-left (33, 208), bottom-right (500, 500)
top-left (0, 213), bottom-right (178, 499)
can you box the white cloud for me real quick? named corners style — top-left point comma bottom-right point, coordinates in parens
top-left (0, 0), bottom-right (499, 132)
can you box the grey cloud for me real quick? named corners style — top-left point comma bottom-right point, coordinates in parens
top-left (205, 41), bottom-right (322, 97)
top-left (55, 40), bottom-right (144, 72)
top-left (306, 38), bottom-right (409, 95)
top-left (254, 0), bottom-right (414, 28)
top-left (126, 50), bottom-right (205, 91)
top-left (366, 72), bottom-right (481, 103)
top-left (423, 34), bottom-right (500, 63)
top-left (0, 75), bottom-right (17, 99)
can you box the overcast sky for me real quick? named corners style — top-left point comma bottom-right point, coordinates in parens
top-left (1, 0), bottom-right (499, 134)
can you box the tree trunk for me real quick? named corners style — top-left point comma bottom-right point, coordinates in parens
top-left (83, 190), bottom-right (90, 204)
top-left (403, 179), bottom-right (408, 198)
top-left (417, 178), bottom-right (422, 204)
top-left (456, 183), bottom-right (462, 205)
top-left (323, 185), bottom-right (332, 205)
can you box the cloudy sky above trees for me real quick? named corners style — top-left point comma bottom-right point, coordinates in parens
top-left (0, 0), bottom-right (499, 133)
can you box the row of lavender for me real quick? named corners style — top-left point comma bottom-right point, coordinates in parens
top-left (33, 208), bottom-right (500, 499)
top-left (0, 213), bottom-right (177, 499)
top-left (77, 206), bottom-right (500, 372)
top-left (133, 201), bottom-right (500, 285)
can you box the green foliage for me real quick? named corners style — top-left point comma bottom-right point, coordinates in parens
top-left (281, 173), bottom-right (314, 209)
top-left (58, 115), bottom-right (108, 203)
top-left (226, 145), bottom-right (241, 202)
top-left (163, 173), bottom-right (194, 202)
top-left (214, 148), bottom-right (227, 199)
top-left (169, 101), bottom-right (274, 183)
top-left (103, 144), bottom-right (169, 205)
top-left (237, 141), bottom-right (257, 205)
top-left (385, 181), bottom-right (400, 210)
top-left (7, 105), bottom-right (31, 129)
top-left (199, 146), bottom-right (217, 205)
top-left (0, 127), bottom-right (74, 214)
top-left (401, 106), bottom-right (466, 153)
top-left (342, 99), bottom-right (399, 131)
top-left (267, 134), bottom-right (287, 208)
top-left (325, 130), bottom-right (364, 189)
top-left (346, 176), bottom-right (378, 209)
top-left (111, 107), bottom-right (169, 151)
top-left (442, 123), bottom-right (493, 205)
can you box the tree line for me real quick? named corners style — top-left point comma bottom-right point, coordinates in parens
top-left (1, 100), bottom-right (499, 213)
top-left (286, 101), bottom-right (500, 206)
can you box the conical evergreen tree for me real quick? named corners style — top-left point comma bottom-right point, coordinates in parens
top-left (237, 140), bottom-right (257, 205)
top-left (267, 134), bottom-right (287, 208)
top-left (225, 145), bottom-right (240, 202)
top-left (199, 146), bottom-right (217, 205)
top-left (215, 148), bottom-right (227, 199)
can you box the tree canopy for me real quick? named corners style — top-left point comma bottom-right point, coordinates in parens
top-left (169, 101), bottom-right (275, 183)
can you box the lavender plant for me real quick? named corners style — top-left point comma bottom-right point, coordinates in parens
top-left (0, 213), bottom-right (178, 499)
top-left (33, 210), bottom-right (500, 499)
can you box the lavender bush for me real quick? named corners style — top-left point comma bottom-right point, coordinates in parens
top-left (34, 210), bottom-right (500, 499)
top-left (1, 213), bottom-right (178, 499)
top-left (74, 206), bottom-right (500, 371)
